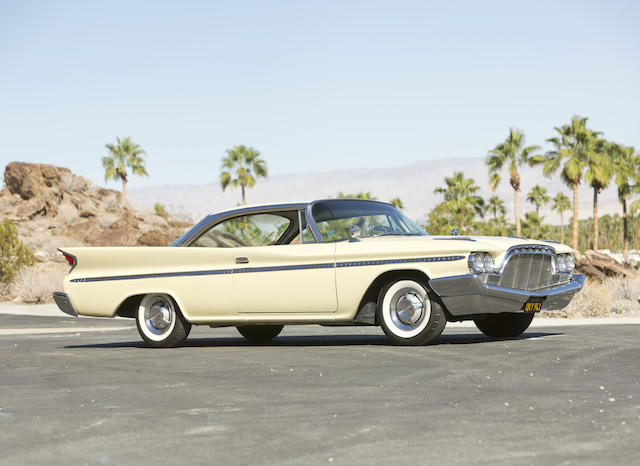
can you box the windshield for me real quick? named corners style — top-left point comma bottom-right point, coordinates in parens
top-left (311, 200), bottom-right (427, 242)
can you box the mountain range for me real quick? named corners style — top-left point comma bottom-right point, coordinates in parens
top-left (129, 157), bottom-right (623, 225)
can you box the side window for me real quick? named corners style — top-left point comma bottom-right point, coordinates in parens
top-left (192, 214), bottom-right (292, 248)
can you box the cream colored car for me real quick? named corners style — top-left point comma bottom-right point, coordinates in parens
top-left (54, 199), bottom-right (584, 347)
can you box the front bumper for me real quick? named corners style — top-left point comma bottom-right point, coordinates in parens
top-left (429, 273), bottom-right (585, 318)
top-left (53, 292), bottom-right (78, 317)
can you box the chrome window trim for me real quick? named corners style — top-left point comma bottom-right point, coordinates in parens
top-left (174, 203), bottom-right (310, 247)
top-left (305, 203), bottom-right (324, 243)
top-left (297, 209), bottom-right (319, 244)
top-left (174, 200), bottom-right (415, 247)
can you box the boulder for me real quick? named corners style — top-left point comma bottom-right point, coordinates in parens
top-left (137, 229), bottom-right (175, 246)
top-left (1, 162), bottom-right (192, 251)
top-left (4, 162), bottom-right (70, 201)
top-left (575, 250), bottom-right (636, 280)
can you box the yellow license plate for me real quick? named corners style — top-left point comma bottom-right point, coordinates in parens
top-left (523, 298), bottom-right (544, 312)
top-left (524, 302), bottom-right (542, 312)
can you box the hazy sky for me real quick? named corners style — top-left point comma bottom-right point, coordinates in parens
top-left (1, 0), bottom-right (638, 191)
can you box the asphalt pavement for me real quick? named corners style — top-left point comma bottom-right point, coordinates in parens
top-left (1, 312), bottom-right (639, 465)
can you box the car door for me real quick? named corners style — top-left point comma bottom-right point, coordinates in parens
top-left (217, 211), bottom-right (337, 314)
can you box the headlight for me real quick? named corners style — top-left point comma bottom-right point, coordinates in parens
top-left (556, 254), bottom-right (566, 273)
top-left (565, 254), bottom-right (575, 272)
top-left (555, 253), bottom-right (574, 273)
top-left (483, 253), bottom-right (495, 272)
top-left (468, 252), bottom-right (494, 274)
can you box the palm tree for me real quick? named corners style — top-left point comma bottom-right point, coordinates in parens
top-left (584, 138), bottom-right (613, 250)
top-left (389, 197), bottom-right (404, 209)
top-left (220, 145), bottom-right (268, 205)
top-left (486, 129), bottom-right (541, 236)
top-left (492, 214), bottom-right (510, 236)
top-left (535, 115), bottom-right (595, 250)
top-left (526, 185), bottom-right (550, 216)
top-left (102, 136), bottom-right (148, 197)
top-left (434, 171), bottom-right (485, 215)
top-left (485, 195), bottom-right (506, 221)
top-left (434, 172), bottom-right (484, 232)
top-left (521, 211), bottom-right (544, 239)
top-left (611, 144), bottom-right (640, 258)
top-left (551, 192), bottom-right (571, 244)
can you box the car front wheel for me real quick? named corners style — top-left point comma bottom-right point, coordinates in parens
top-left (474, 313), bottom-right (534, 338)
top-left (136, 294), bottom-right (191, 347)
top-left (377, 279), bottom-right (446, 346)
top-left (237, 325), bottom-right (284, 342)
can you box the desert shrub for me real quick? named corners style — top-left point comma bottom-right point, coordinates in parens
top-left (608, 276), bottom-right (640, 301)
top-left (610, 299), bottom-right (640, 316)
top-left (103, 194), bottom-right (121, 211)
top-left (154, 202), bottom-right (169, 218)
top-left (0, 218), bottom-right (35, 285)
top-left (545, 279), bottom-right (612, 318)
top-left (12, 262), bottom-right (67, 303)
top-left (96, 212), bottom-right (119, 228)
top-left (542, 276), bottom-right (640, 318)
top-left (25, 230), bottom-right (82, 261)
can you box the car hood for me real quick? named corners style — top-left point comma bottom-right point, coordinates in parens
top-left (357, 235), bottom-right (572, 254)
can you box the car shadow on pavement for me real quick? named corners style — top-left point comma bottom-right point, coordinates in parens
top-left (64, 331), bottom-right (562, 349)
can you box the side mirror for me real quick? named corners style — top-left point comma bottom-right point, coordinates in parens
top-left (451, 228), bottom-right (460, 236)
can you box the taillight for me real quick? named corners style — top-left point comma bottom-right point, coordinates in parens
top-left (62, 252), bottom-right (76, 267)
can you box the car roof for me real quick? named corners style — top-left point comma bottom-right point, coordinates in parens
top-left (211, 198), bottom-right (394, 216)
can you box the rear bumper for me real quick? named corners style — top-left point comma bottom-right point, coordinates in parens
top-left (52, 292), bottom-right (78, 317)
top-left (429, 273), bottom-right (585, 318)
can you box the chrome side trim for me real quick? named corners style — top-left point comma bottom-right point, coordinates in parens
top-left (69, 255), bottom-right (465, 283)
top-left (336, 256), bottom-right (464, 268)
top-left (432, 237), bottom-right (477, 242)
top-left (52, 292), bottom-right (78, 317)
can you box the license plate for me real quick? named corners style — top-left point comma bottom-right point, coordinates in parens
top-left (523, 297), bottom-right (544, 312)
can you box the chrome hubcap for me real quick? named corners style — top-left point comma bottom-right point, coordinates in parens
top-left (145, 299), bottom-right (173, 335)
top-left (395, 292), bottom-right (424, 325)
top-left (390, 289), bottom-right (425, 330)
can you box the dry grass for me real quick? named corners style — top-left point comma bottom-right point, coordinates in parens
top-left (102, 193), bottom-right (122, 212)
top-left (96, 212), bottom-right (119, 228)
top-left (59, 173), bottom-right (89, 193)
top-left (11, 262), bottom-right (68, 303)
top-left (57, 201), bottom-right (80, 223)
top-left (543, 276), bottom-right (640, 318)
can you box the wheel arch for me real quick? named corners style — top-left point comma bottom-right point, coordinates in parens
top-left (353, 269), bottom-right (431, 325)
top-left (114, 291), bottom-right (188, 320)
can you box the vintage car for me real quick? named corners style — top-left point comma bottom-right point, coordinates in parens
top-left (53, 199), bottom-right (584, 347)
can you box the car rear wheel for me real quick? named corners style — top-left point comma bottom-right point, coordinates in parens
top-left (136, 294), bottom-right (191, 347)
top-left (377, 279), bottom-right (446, 346)
top-left (237, 325), bottom-right (284, 342)
top-left (474, 313), bottom-right (534, 338)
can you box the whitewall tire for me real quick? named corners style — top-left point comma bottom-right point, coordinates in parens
top-left (136, 294), bottom-right (191, 347)
top-left (377, 279), bottom-right (446, 346)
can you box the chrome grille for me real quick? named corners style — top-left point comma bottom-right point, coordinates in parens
top-left (488, 246), bottom-right (558, 291)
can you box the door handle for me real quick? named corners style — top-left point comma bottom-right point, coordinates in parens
top-left (235, 257), bottom-right (249, 264)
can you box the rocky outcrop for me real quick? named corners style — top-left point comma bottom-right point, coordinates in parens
top-left (574, 250), bottom-right (637, 281)
top-left (1, 162), bottom-right (191, 260)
